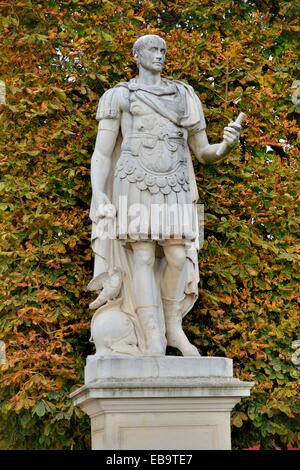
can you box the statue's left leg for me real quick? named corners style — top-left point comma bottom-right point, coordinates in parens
top-left (162, 242), bottom-right (200, 357)
top-left (131, 241), bottom-right (166, 356)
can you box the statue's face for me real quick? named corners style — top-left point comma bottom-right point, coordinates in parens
top-left (136, 38), bottom-right (166, 73)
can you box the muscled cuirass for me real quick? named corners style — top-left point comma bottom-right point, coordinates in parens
top-left (114, 93), bottom-right (190, 195)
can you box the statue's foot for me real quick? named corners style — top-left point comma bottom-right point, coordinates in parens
top-left (136, 306), bottom-right (166, 356)
top-left (162, 298), bottom-right (200, 357)
top-left (167, 331), bottom-right (200, 357)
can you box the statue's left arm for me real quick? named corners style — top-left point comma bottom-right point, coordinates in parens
top-left (188, 124), bottom-right (241, 165)
top-left (183, 83), bottom-right (241, 164)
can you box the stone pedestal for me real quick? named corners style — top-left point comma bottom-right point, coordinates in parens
top-left (71, 356), bottom-right (253, 450)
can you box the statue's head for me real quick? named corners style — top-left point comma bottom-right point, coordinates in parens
top-left (132, 34), bottom-right (167, 73)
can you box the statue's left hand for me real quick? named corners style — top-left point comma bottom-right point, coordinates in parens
top-left (94, 192), bottom-right (116, 222)
top-left (96, 202), bottom-right (116, 221)
top-left (223, 122), bottom-right (241, 148)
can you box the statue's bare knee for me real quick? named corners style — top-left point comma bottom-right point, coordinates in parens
top-left (163, 244), bottom-right (186, 271)
top-left (132, 241), bottom-right (156, 268)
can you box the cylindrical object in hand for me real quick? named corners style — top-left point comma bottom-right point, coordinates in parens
top-left (216, 112), bottom-right (247, 157)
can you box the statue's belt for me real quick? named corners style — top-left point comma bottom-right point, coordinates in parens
top-left (122, 132), bottom-right (186, 154)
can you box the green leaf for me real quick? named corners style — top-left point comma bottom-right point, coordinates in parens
top-left (33, 402), bottom-right (46, 417)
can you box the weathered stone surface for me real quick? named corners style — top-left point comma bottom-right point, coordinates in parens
top-left (84, 356), bottom-right (234, 383)
top-left (71, 357), bottom-right (253, 450)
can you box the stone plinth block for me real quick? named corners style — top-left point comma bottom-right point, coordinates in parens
top-left (71, 356), bottom-right (253, 450)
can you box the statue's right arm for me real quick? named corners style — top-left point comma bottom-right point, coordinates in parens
top-left (91, 118), bottom-right (120, 207)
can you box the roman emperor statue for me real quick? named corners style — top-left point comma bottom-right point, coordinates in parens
top-left (88, 35), bottom-right (241, 357)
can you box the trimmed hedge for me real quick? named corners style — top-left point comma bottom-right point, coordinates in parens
top-left (0, 0), bottom-right (299, 449)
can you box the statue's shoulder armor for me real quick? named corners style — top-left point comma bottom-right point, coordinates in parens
top-left (96, 83), bottom-right (128, 120)
top-left (170, 80), bottom-right (206, 134)
top-left (161, 78), bottom-right (190, 90)
top-left (115, 81), bottom-right (130, 89)
top-left (172, 79), bottom-right (197, 96)
top-left (163, 78), bottom-right (200, 104)
top-left (172, 79), bottom-right (204, 107)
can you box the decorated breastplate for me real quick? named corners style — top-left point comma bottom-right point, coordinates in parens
top-left (115, 101), bottom-right (190, 195)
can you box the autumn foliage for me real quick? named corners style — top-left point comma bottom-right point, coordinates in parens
top-left (0, 0), bottom-right (299, 449)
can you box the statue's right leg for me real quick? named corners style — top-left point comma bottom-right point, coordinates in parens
top-left (161, 241), bottom-right (200, 357)
top-left (131, 241), bottom-right (166, 356)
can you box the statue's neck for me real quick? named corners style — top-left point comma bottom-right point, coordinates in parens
top-left (136, 68), bottom-right (162, 87)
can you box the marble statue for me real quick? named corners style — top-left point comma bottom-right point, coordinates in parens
top-left (88, 34), bottom-right (241, 357)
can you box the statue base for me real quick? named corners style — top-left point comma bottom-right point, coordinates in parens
top-left (71, 356), bottom-right (253, 450)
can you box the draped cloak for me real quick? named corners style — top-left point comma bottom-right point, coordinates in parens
top-left (89, 78), bottom-right (206, 354)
